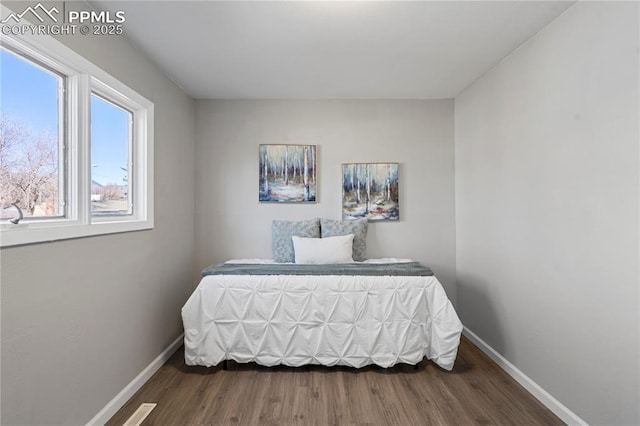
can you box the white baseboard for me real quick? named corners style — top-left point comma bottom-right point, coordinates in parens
top-left (463, 327), bottom-right (586, 425)
top-left (87, 334), bottom-right (184, 426)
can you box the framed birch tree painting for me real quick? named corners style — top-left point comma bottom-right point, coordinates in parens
top-left (259, 144), bottom-right (317, 202)
top-left (342, 163), bottom-right (399, 221)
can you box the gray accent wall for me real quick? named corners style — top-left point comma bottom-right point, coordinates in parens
top-left (0, 2), bottom-right (196, 424)
top-left (195, 100), bottom-right (457, 302)
top-left (455, 2), bottom-right (639, 424)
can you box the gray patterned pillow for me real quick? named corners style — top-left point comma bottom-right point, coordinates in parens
top-left (320, 218), bottom-right (368, 261)
top-left (272, 218), bottom-right (320, 263)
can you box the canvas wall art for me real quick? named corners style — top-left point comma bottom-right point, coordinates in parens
top-left (259, 144), bottom-right (317, 202)
top-left (342, 163), bottom-right (399, 221)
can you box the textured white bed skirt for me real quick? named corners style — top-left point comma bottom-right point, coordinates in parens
top-left (182, 273), bottom-right (463, 370)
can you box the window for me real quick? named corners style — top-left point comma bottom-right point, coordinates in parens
top-left (0, 47), bottom-right (65, 220)
top-left (90, 93), bottom-right (132, 216)
top-left (0, 28), bottom-right (153, 247)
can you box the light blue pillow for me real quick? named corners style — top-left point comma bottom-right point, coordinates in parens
top-left (320, 218), bottom-right (368, 261)
top-left (272, 218), bottom-right (320, 263)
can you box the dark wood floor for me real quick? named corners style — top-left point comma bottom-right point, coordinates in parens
top-left (107, 336), bottom-right (563, 425)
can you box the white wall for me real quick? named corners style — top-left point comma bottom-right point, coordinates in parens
top-left (455, 2), bottom-right (639, 424)
top-left (0, 2), bottom-right (196, 424)
top-left (195, 100), bottom-right (457, 301)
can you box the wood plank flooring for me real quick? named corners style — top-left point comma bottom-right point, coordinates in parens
top-left (106, 336), bottom-right (563, 425)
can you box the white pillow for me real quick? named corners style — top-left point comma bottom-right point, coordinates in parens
top-left (292, 234), bottom-right (355, 264)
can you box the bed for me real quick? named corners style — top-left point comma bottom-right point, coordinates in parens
top-left (181, 258), bottom-right (463, 371)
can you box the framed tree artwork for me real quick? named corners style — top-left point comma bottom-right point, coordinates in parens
top-left (259, 144), bottom-right (317, 203)
top-left (342, 163), bottom-right (399, 221)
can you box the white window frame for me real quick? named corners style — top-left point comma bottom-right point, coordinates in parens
top-left (0, 25), bottom-right (154, 247)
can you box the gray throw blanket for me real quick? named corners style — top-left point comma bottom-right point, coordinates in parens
top-left (202, 262), bottom-right (433, 277)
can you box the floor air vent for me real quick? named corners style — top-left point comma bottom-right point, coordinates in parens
top-left (123, 403), bottom-right (157, 426)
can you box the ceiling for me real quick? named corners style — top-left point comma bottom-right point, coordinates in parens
top-left (91, 1), bottom-right (574, 100)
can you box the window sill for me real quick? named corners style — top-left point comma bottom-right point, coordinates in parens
top-left (0, 219), bottom-right (154, 247)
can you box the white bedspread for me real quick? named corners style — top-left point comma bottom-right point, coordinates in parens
top-left (182, 266), bottom-right (462, 370)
